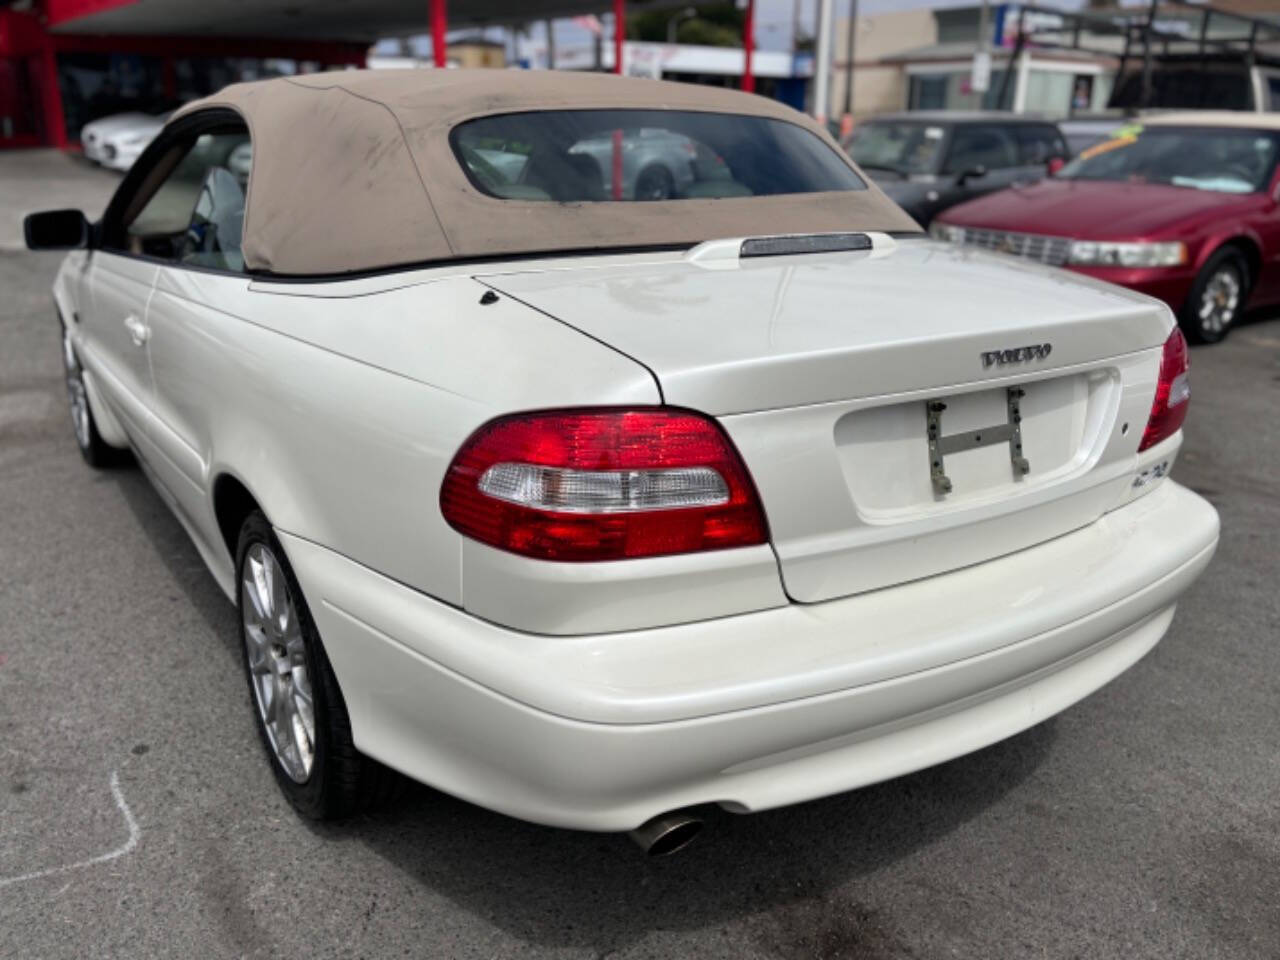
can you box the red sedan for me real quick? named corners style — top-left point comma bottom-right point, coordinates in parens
top-left (931, 112), bottom-right (1280, 343)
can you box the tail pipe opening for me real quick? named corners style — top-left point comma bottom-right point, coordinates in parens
top-left (628, 811), bottom-right (704, 856)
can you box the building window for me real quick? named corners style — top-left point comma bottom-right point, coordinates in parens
top-left (170, 58), bottom-right (318, 103)
top-left (908, 70), bottom-right (1012, 112)
top-left (1023, 69), bottom-right (1074, 115)
top-left (56, 53), bottom-right (166, 142)
top-left (909, 75), bottom-right (948, 110)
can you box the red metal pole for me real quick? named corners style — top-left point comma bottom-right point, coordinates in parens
top-left (611, 128), bottom-right (624, 199)
top-left (431, 0), bottom-right (447, 68)
top-left (742, 0), bottom-right (755, 92)
top-left (613, 0), bottom-right (625, 74)
top-left (40, 41), bottom-right (68, 149)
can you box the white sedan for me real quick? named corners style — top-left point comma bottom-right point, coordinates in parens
top-left (80, 110), bottom-right (170, 171)
top-left (25, 71), bottom-right (1218, 856)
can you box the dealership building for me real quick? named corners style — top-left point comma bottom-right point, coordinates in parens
top-left (0, 0), bottom-right (391, 149)
top-left (1, 0), bottom-right (682, 150)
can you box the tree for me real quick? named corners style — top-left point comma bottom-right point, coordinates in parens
top-left (628, 3), bottom-right (744, 47)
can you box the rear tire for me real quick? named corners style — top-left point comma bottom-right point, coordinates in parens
top-left (1179, 247), bottom-right (1249, 344)
top-left (236, 511), bottom-right (399, 819)
top-left (61, 323), bottom-right (128, 468)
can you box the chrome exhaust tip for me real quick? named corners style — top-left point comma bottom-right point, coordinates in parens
top-left (628, 811), bottom-right (704, 857)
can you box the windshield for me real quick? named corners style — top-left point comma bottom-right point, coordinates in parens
top-left (1057, 125), bottom-right (1279, 194)
top-left (451, 109), bottom-right (865, 202)
top-left (846, 121), bottom-right (945, 176)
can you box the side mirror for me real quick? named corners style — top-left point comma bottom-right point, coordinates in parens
top-left (24, 209), bottom-right (90, 251)
top-left (1046, 155), bottom-right (1067, 176)
top-left (957, 165), bottom-right (987, 186)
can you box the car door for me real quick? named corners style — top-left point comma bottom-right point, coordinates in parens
top-left (136, 127), bottom-right (254, 548)
top-left (939, 124), bottom-right (1022, 207)
top-left (77, 241), bottom-right (159, 446)
top-left (81, 128), bottom-right (221, 485)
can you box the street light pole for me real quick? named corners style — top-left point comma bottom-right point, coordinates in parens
top-left (614, 0), bottom-right (626, 74)
top-left (667, 6), bottom-right (696, 43)
top-left (840, 0), bottom-right (858, 137)
top-left (971, 0), bottom-right (1000, 107)
top-left (814, 0), bottom-right (834, 125)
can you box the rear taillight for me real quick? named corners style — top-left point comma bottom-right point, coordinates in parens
top-left (440, 408), bottom-right (768, 562)
top-left (1139, 327), bottom-right (1190, 452)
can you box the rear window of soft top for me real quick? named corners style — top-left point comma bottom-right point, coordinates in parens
top-left (451, 109), bottom-right (867, 203)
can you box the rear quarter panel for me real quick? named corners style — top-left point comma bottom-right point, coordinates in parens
top-left (144, 267), bottom-right (659, 606)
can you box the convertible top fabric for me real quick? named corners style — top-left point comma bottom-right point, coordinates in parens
top-left (174, 70), bottom-right (918, 275)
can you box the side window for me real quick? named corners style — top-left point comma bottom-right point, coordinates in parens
top-left (112, 130), bottom-right (251, 272)
top-left (1016, 126), bottom-right (1067, 165)
top-left (942, 125), bottom-right (1018, 173)
top-left (1268, 76), bottom-right (1280, 111)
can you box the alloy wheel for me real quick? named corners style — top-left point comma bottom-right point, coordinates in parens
top-left (241, 542), bottom-right (316, 783)
top-left (1198, 265), bottom-right (1241, 337)
top-left (62, 330), bottom-right (91, 451)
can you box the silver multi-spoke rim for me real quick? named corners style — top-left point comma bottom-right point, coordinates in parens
top-left (241, 543), bottom-right (316, 783)
top-left (62, 331), bottom-right (91, 450)
top-left (1198, 266), bottom-right (1241, 336)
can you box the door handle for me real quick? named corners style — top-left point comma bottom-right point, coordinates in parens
top-left (123, 315), bottom-right (150, 347)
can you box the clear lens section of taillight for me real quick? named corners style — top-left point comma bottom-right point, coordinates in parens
top-left (440, 408), bottom-right (768, 561)
top-left (1138, 327), bottom-right (1190, 452)
top-left (478, 463), bottom-right (729, 513)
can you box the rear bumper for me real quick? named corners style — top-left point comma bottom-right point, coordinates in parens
top-left (282, 480), bottom-right (1218, 831)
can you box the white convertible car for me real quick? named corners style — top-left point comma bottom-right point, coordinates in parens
top-left (26, 71), bottom-right (1218, 855)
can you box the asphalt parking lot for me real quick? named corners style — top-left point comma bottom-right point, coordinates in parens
top-left (2, 167), bottom-right (1279, 960)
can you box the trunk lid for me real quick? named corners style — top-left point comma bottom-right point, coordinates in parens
top-left (477, 238), bottom-right (1168, 415)
top-left (477, 237), bottom-right (1173, 601)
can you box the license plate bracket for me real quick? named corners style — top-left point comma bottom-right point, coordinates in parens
top-left (926, 387), bottom-right (1030, 496)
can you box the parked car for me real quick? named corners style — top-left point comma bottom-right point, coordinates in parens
top-left (569, 127), bottom-right (700, 200)
top-left (932, 112), bottom-right (1280, 343)
top-left (25, 71), bottom-right (1217, 855)
top-left (81, 110), bottom-right (171, 171)
top-left (844, 112), bottom-right (1069, 226)
top-left (457, 127), bottom-right (704, 201)
top-left (1109, 55), bottom-right (1280, 114)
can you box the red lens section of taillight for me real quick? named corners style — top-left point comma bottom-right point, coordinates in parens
top-left (1139, 327), bottom-right (1190, 452)
top-left (440, 408), bottom-right (769, 562)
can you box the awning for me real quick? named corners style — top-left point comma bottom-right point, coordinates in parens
top-left (46, 0), bottom-right (690, 42)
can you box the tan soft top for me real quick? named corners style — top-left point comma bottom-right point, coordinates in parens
top-left (174, 69), bottom-right (917, 275)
